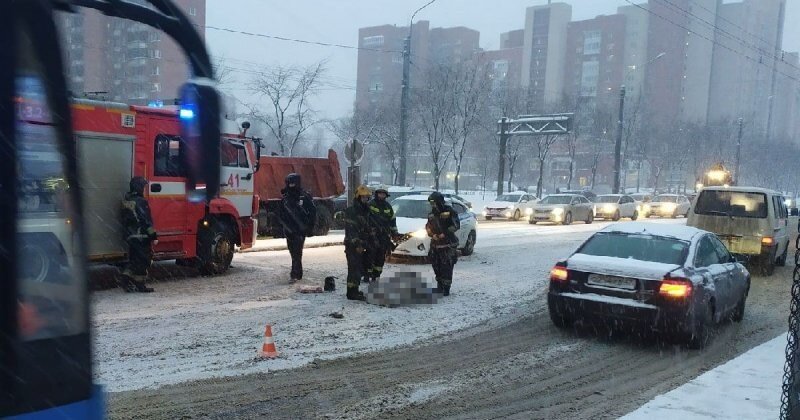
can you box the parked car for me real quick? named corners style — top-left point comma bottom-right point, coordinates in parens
top-left (630, 193), bottom-right (653, 204)
top-left (529, 194), bottom-right (594, 225)
top-left (402, 191), bottom-right (473, 209)
top-left (392, 195), bottom-right (477, 257)
top-left (482, 191), bottom-right (538, 221)
top-left (547, 222), bottom-right (750, 348)
top-left (687, 186), bottom-right (790, 276)
top-left (593, 194), bottom-right (639, 221)
top-left (644, 194), bottom-right (691, 218)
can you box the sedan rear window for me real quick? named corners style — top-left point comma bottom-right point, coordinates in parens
top-left (577, 232), bottom-right (689, 265)
top-left (694, 190), bottom-right (768, 218)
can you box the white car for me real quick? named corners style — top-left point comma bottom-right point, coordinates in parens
top-left (482, 191), bottom-right (538, 221)
top-left (644, 194), bottom-right (691, 218)
top-left (392, 195), bottom-right (477, 258)
top-left (593, 194), bottom-right (639, 221)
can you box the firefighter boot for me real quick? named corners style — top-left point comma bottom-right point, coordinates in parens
top-left (443, 284), bottom-right (451, 297)
top-left (346, 286), bottom-right (366, 301)
top-left (434, 281), bottom-right (443, 294)
top-left (133, 275), bottom-right (155, 293)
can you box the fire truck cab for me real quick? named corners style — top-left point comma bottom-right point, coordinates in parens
top-left (64, 99), bottom-right (257, 275)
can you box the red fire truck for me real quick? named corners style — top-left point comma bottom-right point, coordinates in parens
top-left (22, 99), bottom-right (260, 277)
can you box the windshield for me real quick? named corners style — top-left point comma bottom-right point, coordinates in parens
top-left (578, 232), bottom-right (689, 265)
top-left (653, 195), bottom-right (678, 203)
top-left (540, 195), bottom-right (573, 205)
top-left (595, 196), bottom-right (620, 204)
top-left (695, 190), bottom-right (768, 218)
top-left (495, 194), bottom-right (520, 202)
top-left (393, 200), bottom-right (431, 218)
top-left (632, 195), bottom-right (650, 201)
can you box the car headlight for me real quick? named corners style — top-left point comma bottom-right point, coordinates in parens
top-left (481, 210), bottom-right (487, 216)
top-left (525, 208), bottom-right (533, 215)
top-left (552, 207), bottom-right (564, 215)
top-left (504, 211), bottom-right (512, 217)
top-left (643, 205), bottom-right (651, 212)
top-left (603, 204), bottom-right (616, 212)
top-left (411, 229), bottom-right (427, 238)
top-left (663, 203), bottom-right (677, 211)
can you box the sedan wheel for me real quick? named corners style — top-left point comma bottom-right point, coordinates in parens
top-left (612, 210), bottom-right (621, 221)
top-left (631, 210), bottom-right (639, 221)
top-left (562, 212), bottom-right (573, 225)
top-left (461, 231), bottom-right (476, 256)
top-left (687, 302), bottom-right (714, 349)
top-left (512, 209), bottom-right (521, 221)
top-left (585, 212), bottom-right (593, 224)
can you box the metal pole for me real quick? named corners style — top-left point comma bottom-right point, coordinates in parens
top-left (497, 117), bottom-right (508, 197)
top-left (735, 117), bottom-right (743, 184)
top-left (398, 36), bottom-right (411, 186)
top-left (613, 86), bottom-right (626, 194)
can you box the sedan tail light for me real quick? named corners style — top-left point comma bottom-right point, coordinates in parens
top-left (550, 265), bottom-right (569, 282)
top-left (659, 277), bottom-right (693, 298)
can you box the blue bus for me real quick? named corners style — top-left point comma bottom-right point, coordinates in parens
top-left (1, 1), bottom-right (220, 417)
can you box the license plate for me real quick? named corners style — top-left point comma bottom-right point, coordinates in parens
top-left (587, 274), bottom-right (636, 290)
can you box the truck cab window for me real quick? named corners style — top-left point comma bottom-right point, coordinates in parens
top-left (154, 134), bottom-right (185, 177)
top-left (221, 140), bottom-right (249, 168)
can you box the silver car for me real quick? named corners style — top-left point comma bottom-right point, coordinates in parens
top-left (529, 194), bottom-right (594, 225)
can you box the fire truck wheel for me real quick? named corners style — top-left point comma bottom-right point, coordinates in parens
top-left (257, 208), bottom-right (270, 237)
top-left (313, 206), bottom-right (332, 236)
top-left (198, 222), bottom-right (235, 275)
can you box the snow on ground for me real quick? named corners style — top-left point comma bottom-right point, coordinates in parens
top-left (92, 218), bottom-right (685, 392)
top-left (622, 334), bottom-right (784, 419)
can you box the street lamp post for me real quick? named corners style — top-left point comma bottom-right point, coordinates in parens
top-left (613, 52), bottom-right (666, 194)
top-left (612, 86), bottom-right (626, 194)
top-left (734, 117), bottom-right (743, 184)
top-left (398, 0), bottom-right (437, 187)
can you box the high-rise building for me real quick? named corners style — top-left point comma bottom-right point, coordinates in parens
top-left (644, 0), bottom-right (717, 124)
top-left (355, 21), bottom-right (479, 111)
top-left (500, 29), bottom-right (525, 49)
top-left (562, 13), bottom-right (627, 106)
top-left (58, 0), bottom-right (206, 105)
top-left (707, 0), bottom-right (788, 136)
top-left (617, 4), bottom-right (649, 102)
top-left (477, 47), bottom-right (524, 92)
top-left (521, 2), bottom-right (572, 109)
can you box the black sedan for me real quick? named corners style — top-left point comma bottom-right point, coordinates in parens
top-left (547, 222), bottom-right (750, 348)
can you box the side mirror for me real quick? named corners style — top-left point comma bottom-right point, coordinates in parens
top-left (180, 80), bottom-right (221, 203)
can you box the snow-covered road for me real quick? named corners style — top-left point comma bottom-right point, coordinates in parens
top-left (93, 218), bottom-right (685, 392)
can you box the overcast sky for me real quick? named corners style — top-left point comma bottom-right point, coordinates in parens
top-left (205, 0), bottom-right (800, 121)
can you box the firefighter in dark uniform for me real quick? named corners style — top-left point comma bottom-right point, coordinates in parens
top-left (366, 187), bottom-right (398, 283)
top-left (120, 176), bottom-right (157, 293)
top-left (426, 191), bottom-right (460, 296)
top-left (278, 173), bottom-right (317, 283)
top-left (343, 185), bottom-right (374, 301)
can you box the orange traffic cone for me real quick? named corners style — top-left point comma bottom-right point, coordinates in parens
top-left (258, 324), bottom-right (280, 358)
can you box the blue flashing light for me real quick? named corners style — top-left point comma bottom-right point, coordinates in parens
top-left (179, 108), bottom-right (195, 120)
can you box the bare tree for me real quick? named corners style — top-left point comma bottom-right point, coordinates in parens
top-left (534, 134), bottom-right (561, 197)
top-left (447, 60), bottom-right (492, 194)
top-left (506, 136), bottom-right (527, 191)
top-left (413, 62), bottom-right (457, 190)
top-left (247, 61), bottom-right (326, 156)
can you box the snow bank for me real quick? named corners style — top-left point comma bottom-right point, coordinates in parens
top-left (623, 334), bottom-right (784, 419)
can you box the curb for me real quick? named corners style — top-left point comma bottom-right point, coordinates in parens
top-left (240, 240), bottom-right (343, 253)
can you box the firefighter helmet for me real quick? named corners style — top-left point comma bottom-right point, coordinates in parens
top-left (129, 176), bottom-right (148, 195)
top-left (285, 173), bottom-right (302, 188)
top-left (374, 186), bottom-right (390, 197)
top-left (354, 185), bottom-right (372, 198)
